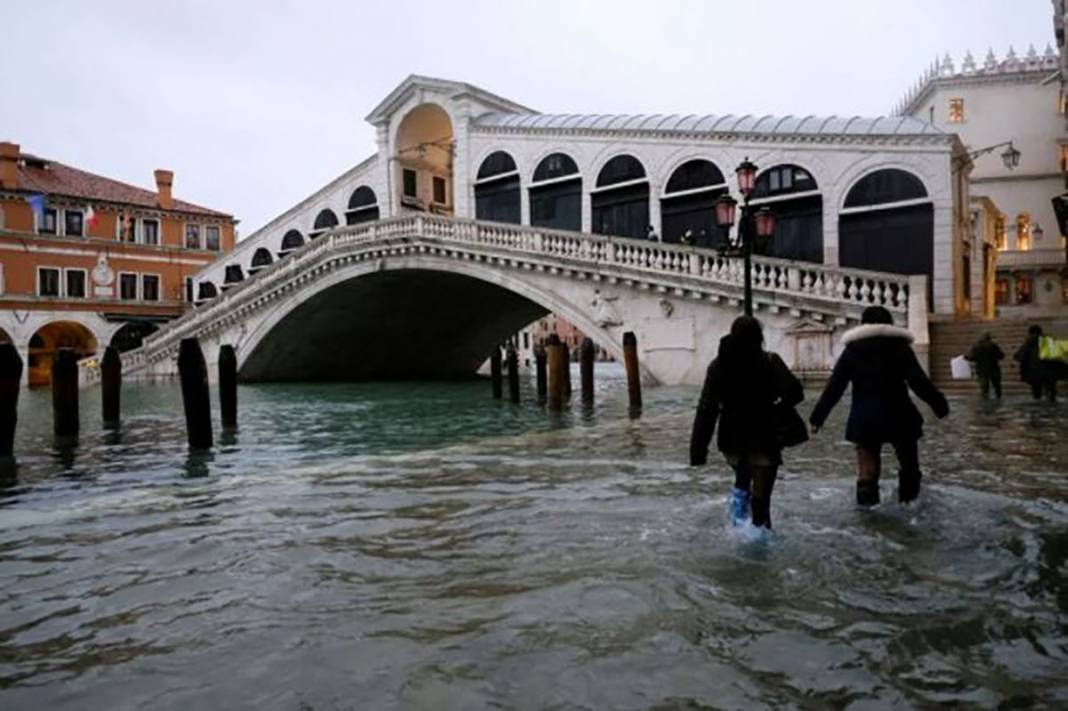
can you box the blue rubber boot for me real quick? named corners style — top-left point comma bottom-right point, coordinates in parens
top-left (730, 487), bottom-right (751, 526)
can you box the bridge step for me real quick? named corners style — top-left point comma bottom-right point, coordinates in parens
top-left (928, 316), bottom-right (1068, 391)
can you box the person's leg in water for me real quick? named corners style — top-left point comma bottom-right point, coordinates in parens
top-left (1031, 381), bottom-right (1044, 400)
top-left (892, 439), bottom-right (922, 503)
top-left (731, 460), bottom-right (752, 525)
top-left (991, 368), bottom-right (1002, 399)
top-left (978, 374), bottom-right (991, 399)
top-left (1046, 376), bottom-right (1058, 402)
top-left (750, 465), bottom-right (779, 529)
top-left (856, 445), bottom-right (881, 506)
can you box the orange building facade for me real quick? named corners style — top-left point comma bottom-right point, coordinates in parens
top-left (0, 142), bottom-right (236, 386)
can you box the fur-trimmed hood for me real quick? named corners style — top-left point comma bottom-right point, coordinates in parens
top-left (841, 323), bottom-right (915, 345)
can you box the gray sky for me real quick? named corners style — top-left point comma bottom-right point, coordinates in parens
top-left (1, 0), bottom-right (1053, 236)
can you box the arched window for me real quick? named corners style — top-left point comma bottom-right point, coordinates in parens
top-left (750, 164), bottom-right (823, 263)
top-left (839, 168), bottom-right (933, 289)
top-left (311, 209), bottom-right (339, 236)
top-left (533, 153), bottom-right (579, 182)
top-left (251, 247), bottom-right (273, 269)
top-left (223, 265), bottom-right (244, 286)
top-left (660, 159), bottom-right (727, 247)
top-left (530, 153), bottom-right (581, 231)
top-left (197, 281), bottom-right (218, 301)
top-left (475, 151), bottom-right (520, 224)
top-left (346, 186), bottom-right (379, 225)
top-left (592, 155), bottom-right (649, 239)
top-left (843, 168), bottom-right (927, 208)
top-left (280, 229), bottom-right (304, 255)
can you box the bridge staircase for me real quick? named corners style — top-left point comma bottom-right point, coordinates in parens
top-left (929, 316), bottom-right (1068, 394)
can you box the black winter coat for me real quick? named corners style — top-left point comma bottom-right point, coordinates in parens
top-left (966, 338), bottom-right (1004, 378)
top-left (809, 324), bottom-right (949, 447)
top-left (689, 336), bottom-right (804, 466)
top-left (1014, 335), bottom-right (1042, 384)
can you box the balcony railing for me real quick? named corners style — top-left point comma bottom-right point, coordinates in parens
top-left (996, 248), bottom-right (1067, 270)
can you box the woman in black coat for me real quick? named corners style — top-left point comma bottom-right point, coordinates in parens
top-left (809, 306), bottom-right (949, 506)
top-left (690, 316), bottom-right (804, 529)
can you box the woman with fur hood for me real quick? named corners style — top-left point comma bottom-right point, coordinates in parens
top-left (809, 306), bottom-right (949, 506)
top-left (690, 315), bottom-right (804, 529)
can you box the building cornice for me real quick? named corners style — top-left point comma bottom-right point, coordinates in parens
top-left (469, 123), bottom-right (956, 149)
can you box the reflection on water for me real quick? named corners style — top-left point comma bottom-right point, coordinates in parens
top-left (1, 365), bottom-right (1067, 709)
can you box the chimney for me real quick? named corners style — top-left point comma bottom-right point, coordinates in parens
top-left (0, 142), bottom-right (19, 191)
top-left (154, 169), bottom-right (174, 210)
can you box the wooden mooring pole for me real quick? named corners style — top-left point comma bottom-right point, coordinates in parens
top-left (219, 345), bottom-right (238, 430)
top-left (0, 343), bottom-right (22, 458)
top-left (546, 334), bottom-right (564, 412)
top-left (490, 346), bottom-right (503, 399)
top-left (561, 342), bottom-right (572, 399)
top-left (623, 331), bottom-right (642, 413)
top-left (52, 348), bottom-right (79, 438)
top-left (506, 342), bottom-right (520, 404)
top-left (101, 346), bottom-right (121, 428)
top-left (580, 337), bottom-right (595, 404)
top-left (534, 343), bottom-right (547, 404)
top-left (178, 338), bottom-right (213, 450)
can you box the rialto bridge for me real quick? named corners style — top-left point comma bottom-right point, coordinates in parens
top-left (89, 214), bottom-right (928, 387)
top-left (87, 74), bottom-right (971, 385)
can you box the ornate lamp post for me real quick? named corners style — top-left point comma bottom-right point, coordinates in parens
top-left (714, 158), bottom-right (776, 316)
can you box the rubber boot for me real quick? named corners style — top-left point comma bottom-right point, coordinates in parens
top-left (898, 471), bottom-right (922, 504)
top-left (856, 480), bottom-right (880, 507)
top-left (751, 496), bottom-right (772, 529)
top-left (730, 487), bottom-right (751, 526)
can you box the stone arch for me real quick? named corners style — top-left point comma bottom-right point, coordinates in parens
top-left (838, 166), bottom-right (934, 285)
top-left (474, 150), bottom-right (521, 224)
top-left (251, 247), bottom-right (274, 269)
top-left (659, 158), bottom-right (728, 247)
top-left (529, 151), bottom-right (582, 231)
top-left (835, 159), bottom-right (938, 211)
top-left (591, 153), bottom-right (650, 239)
top-left (311, 208), bottom-right (339, 236)
top-left (27, 320), bottom-right (99, 387)
top-left (394, 102), bottom-right (455, 214)
top-left (280, 229), bottom-right (305, 256)
top-left (750, 163), bottom-right (823, 263)
top-left (236, 255), bottom-right (642, 382)
top-left (197, 281), bottom-right (218, 302)
top-left (346, 186), bottom-right (379, 225)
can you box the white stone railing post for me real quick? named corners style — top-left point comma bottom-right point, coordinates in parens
top-left (907, 274), bottom-right (930, 372)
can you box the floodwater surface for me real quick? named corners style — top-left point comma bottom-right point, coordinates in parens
top-left (1, 366), bottom-right (1067, 709)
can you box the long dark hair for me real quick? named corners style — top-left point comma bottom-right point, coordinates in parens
top-left (718, 316), bottom-right (771, 404)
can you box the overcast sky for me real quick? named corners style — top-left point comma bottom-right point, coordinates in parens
top-left (1, 0), bottom-right (1054, 236)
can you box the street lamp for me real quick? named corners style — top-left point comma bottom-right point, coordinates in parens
top-left (714, 158), bottom-right (776, 316)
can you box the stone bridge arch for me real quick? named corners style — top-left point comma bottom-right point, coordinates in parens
top-left (234, 254), bottom-right (641, 382)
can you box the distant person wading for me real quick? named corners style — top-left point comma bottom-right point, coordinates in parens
top-left (689, 316), bottom-right (805, 529)
top-left (966, 333), bottom-right (1004, 399)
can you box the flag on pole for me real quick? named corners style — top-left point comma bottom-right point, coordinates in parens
top-left (25, 194), bottom-right (46, 220)
top-left (86, 204), bottom-right (98, 229)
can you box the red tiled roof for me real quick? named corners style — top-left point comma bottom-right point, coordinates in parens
top-left (13, 155), bottom-right (233, 219)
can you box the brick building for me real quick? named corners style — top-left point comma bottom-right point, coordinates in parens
top-left (0, 142), bottom-right (237, 386)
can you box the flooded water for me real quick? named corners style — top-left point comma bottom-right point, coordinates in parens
top-left (1, 366), bottom-right (1067, 709)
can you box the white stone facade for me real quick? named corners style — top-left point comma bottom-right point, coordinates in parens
top-left (896, 47), bottom-right (1068, 317)
top-left (194, 75), bottom-right (970, 317)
